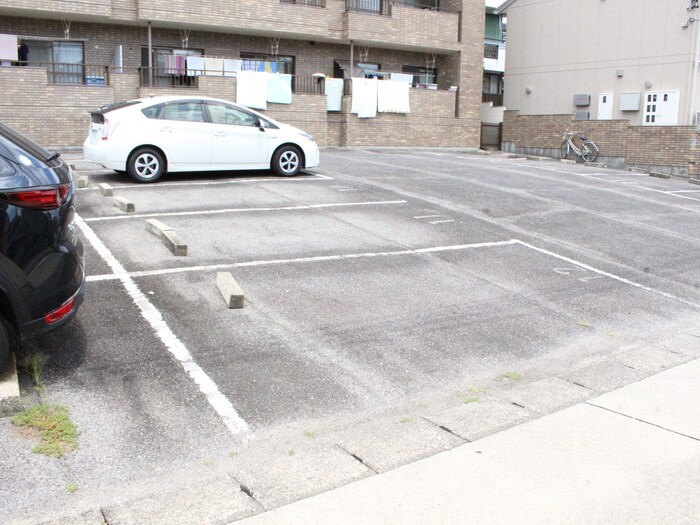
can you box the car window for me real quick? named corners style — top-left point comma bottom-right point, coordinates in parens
top-left (160, 102), bottom-right (206, 123)
top-left (141, 105), bottom-right (161, 119)
top-left (207, 103), bottom-right (258, 127)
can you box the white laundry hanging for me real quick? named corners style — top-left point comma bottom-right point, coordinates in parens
top-left (351, 77), bottom-right (378, 119)
top-left (325, 78), bottom-right (344, 112)
top-left (378, 80), bottom-right (411, 114)
top-left (236, 70), bottom-right (268, 110)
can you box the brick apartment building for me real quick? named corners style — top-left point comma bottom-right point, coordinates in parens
top-left (0, 0), bottom-right (486, 149)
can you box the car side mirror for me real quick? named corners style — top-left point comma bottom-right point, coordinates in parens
top-left (256, 119), bottom-right (265, 131)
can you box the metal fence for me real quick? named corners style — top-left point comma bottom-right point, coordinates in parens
top-left (138, 68), bottom-right (324, 94)
top-left (25, 62), bottom-right (110, 86)
top-left (346, 0), bottom-right (391, 15)
top-left (280, 0), bottom-right (326, 6)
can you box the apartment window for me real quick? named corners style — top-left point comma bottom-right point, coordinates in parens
top-left (484, 43), bottom-right (499, 59)
top-left (23, 39), bottom-right (85, 83)
top-left (402, 65), bottom-right (437, 86)
top-left (240, 52), bottom-right (294, 74)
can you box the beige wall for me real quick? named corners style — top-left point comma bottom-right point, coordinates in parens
top-left (504, 0), bottom-right (698, 125)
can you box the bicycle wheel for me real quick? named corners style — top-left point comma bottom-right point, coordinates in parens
top-left (581, 141), bottom-right (599, 163)
top-left (560, 141), bottom-right (570, 159)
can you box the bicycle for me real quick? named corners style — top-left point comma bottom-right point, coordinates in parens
top-left (561, 130), bottom-right (599, 163)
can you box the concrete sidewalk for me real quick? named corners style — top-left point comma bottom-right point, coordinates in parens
top-left (235, 359), bottom-right (700, 524)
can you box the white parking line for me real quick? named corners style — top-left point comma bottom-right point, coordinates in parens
top-left (75, 214), bottom-right (250, 437)
top-left (82, 200), bottom-right (408, 222)
top-left (86, 240), bottom-right (520, 282)
top-left (86, 238), bottom-right (700, 310)
top-left (514, 240), bottom-right (700, 309)
top-left (77, 173), bottom-right (332, 192)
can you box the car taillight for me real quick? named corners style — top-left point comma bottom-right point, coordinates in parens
top-left (102, 118), bottom-right (110, 140)
top-left (44, 295), bottom-right (77, 325)
top-left (0, 184), bottom-right (70, 210)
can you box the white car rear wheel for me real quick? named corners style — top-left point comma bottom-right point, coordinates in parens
top-left (127, 148), bottom-right (165, 183)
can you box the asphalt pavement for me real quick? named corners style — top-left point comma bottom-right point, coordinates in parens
top-left (1, 149), bottom-right (699, 523)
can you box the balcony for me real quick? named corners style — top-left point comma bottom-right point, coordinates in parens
top-left (344, 2), bottom-right (461, 51)
top-left (0, 0), bottom-right (112, 18)
top-left (482, 92), bottom-right (503, 107)
top-left (280, 0), bottom-right (326, 6)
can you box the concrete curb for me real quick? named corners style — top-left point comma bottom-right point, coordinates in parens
top-left (0, 353), bottom-right (19, 401)
top-left (161, 230), bottom-right (187, 256)
top-left (98, 183), bottom-right (114, 196)
top-left (649, 171), bottom-right (671, 180)
top-left (560, 159), bottom-right (577, 165)
top-left (216, 272), bottom-right (245, 309)
top-left (689, 178), bottom-right (700, 185)
top-left (112, 196), bottom-right (135, 212)
top-left (77, 176), bottom-right (89, 188)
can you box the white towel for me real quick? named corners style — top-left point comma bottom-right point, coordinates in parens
top-left (390, 73), bottom-right (414, 84)
top-left (351, 77), bottom-right (378, 119)
top-left (204, 57), bottom-right (223, 76)
top-left (325, 78), bottom-right (344, 112)
top-left (236, 71), bottom-right (268, 110)
top-left (186, 56), bottom-right (204, 77)
top-left (223, 59), bottom-right (241, 77)
top-left (378, 80), bottom-right (411, 114)
top-left (267, 74), bottom-right (292, 104)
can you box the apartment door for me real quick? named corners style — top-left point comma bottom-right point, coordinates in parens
top-left (643, 91), bottom-right (680, 126)
top-left (597, 93), bottom-right (613, 120)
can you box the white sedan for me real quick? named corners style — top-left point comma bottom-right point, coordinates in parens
top-left (83, 95), bottom-right (320, 183)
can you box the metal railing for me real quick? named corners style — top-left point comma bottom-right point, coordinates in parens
top-left (138, 67), bottom-right (324, 94)
top-left (20, 62), bottom-right (110, 86)
top-left (280, 0), bottom-right (325, 6)
top-left (139, 67), bottom-right (200, 88)
top-left (484, 43), bottom-right (499, 59)
top-left (346, 0), bottom-right (391, 15)
top-left (393, 1), bottom-right (459, 14)
top-left (482, 92), bottom-right (503, 106)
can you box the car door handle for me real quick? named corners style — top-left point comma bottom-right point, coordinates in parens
top-left (214, 132), bottom-right (227, 137)
top-left (160, 127), bottom-right (174, 133)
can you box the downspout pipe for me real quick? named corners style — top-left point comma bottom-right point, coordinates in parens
top-left (689, 18), bottom-right (700, 125)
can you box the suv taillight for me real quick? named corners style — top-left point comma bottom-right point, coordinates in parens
top-left (0, 184), bottom-right (70, 210)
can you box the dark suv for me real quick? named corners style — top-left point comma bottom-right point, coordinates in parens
top-left (0, 123), bottom-right (85, 372)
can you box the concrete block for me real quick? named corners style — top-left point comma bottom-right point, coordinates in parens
top-left (649, 171), bottom-right (670, 179)
top-left (161, 230), bottom-right (187, 256)
top-left (112, 196), bottom-right (135, 212)
top-left (98, 183), bottom-right (113, 196)
top-left (560, 159), bottom-right (577, 165)
top-left (145, 218), bottom-right (173, 238)
top-left (689, 178), bottom-right (700, 185)
top-left (0, 353), bottom-right (20, 400)
top-left (216, 272), bottom-right (245, 309)
top-left (77, 176), bottom-right (89, 188)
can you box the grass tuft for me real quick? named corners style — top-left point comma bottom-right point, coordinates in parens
top-left (504, 371), bottom-right (523, 381)
top-left (11, 404), bottom-right (79, 458)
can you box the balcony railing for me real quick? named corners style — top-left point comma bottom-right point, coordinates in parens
top-left (482, 92), bottom-right (503, 106)
top-left (138, 68), bottom-right (324, 94)
top-left (20, 62), bottom-right (110, 86)
top-left (484, 43), bottom-right (499, 59)
top-left (280, 0), bottom-right (325, 6)
top-left (346, 0), bottom-right (391, 15)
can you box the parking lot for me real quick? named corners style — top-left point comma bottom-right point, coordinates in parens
top-left (2, 149), bottom-right (700, 523)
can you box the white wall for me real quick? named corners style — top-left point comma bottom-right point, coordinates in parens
top-left (503, 0), bottom-right (697, 125)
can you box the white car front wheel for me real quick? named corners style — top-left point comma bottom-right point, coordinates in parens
top-left (271, 146), bottom-right (302, 177)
